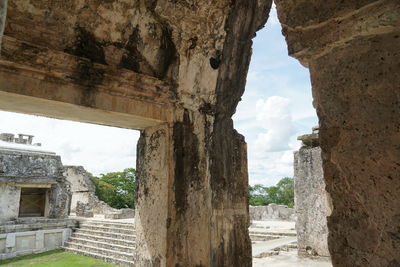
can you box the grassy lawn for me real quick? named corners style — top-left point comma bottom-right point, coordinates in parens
top-left (0, 250), bottom-right (118, 267)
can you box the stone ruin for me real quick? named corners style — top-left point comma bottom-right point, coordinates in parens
top-left (0, 1), bottom-right (399, 266)
top-left (64, 166), bottom-right (134, 219)
top-left (0, 134), bottom-right (134, 260)
top-left (294, 127), bottom-right (331, 257)
top-left (0, 133), bottom-right (41, 146)
top-left (0, 133), bottom-right (75, 259)
top-left (249, 204), bottom-right (296, 222)
top-left (0, 133), bottom-right (71, 222)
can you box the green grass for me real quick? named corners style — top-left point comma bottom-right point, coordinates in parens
top-left (0, 250), bottom-right (118, 267)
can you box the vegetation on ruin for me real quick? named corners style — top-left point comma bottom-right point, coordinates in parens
top-left (89, 168), bottom-right (136, 209)
top-left (0, 250), bottom-right (117, 267)
top-left (249, 177), bottom-right (294, 208)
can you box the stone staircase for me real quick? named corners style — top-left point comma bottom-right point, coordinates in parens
top-left (63, 220), bottom-right (135, 267)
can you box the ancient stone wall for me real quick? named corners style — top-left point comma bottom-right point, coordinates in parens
top-left (63, 166), bottom-right (95, 213)
top-left (249, 204), bottom-right (295, 221)
top-left (294, 129), bottom-right (330, 257)
top-left (0, 184), bottom-right (20, 222)
top-left (0, 145), bottom-right (71, 222)
top-left (64, 166), bottom-right (134, 219)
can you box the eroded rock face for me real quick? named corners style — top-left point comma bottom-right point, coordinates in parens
top-left (276, 1), bottom-right (400, 266)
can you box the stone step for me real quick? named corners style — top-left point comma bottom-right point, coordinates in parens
top-left (250, 234), bottom-right (282, 241)
top-left (64, 242), bottom-right (135, 262)
top-left (77, 219), bottom-right (134, 229)
top-left (78, 224), bottom-right (135, 235)
top-left (71, 232), bottom-right (136, 247)
top-left (73, 228), bottom-right (136, 241)
top-left (63, 247), bottom-right (135, 267)
top-left (249, 230), bottom-right (297, 237)
top-left (68, 237), bottom-right (135, 253)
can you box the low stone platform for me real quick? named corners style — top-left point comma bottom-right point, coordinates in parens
top-left (0, 218), bottom-right (77, 260)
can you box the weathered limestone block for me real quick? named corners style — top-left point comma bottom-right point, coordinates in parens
top-left (276, 1), bottom-right (400, 266)
top-left (294, 132), bottom-right (330, 257)
top-left (64, 166), bottom-right (95, 194)
top-left (0, 184), bottom-right (20, 222)
top-left (64, 166), bottom-right (96, 213)
top-left (75, 201), bottom-right (93, 218)
top-left (64, 166), bottom-right (134, 218)
top-left (0, 146), bottom-right (71, 221)
top-left (249, 204), bottom-right (296, 221)
top-left (0, 150), bottom-right (64, 180)
top-left (135, 1), bottom-right (272, 266)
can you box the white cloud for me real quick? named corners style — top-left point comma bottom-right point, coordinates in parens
top-left (253, 96), bottom-right (297, 153)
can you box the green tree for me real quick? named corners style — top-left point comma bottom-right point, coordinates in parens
top-left (248, 177), bottom-right (294, 208)
top-left (249, 184), bottom-right (269, 206)
top-left (89, 168), bottom-right (136, 209)
top-left (276, 177), bottom-right (294, 208)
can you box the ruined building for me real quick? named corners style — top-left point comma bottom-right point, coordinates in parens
top-left (294, 127), bottom-right (331, 257)
top-left (0, 133), bottom-right (74, 259)
top-left (0, 1), bottom-right (399, 266)
top-left (64, 166), bottom-right (134, 219)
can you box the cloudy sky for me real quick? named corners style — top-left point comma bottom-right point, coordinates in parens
top-left (0, 5), bottom-right (317, 186)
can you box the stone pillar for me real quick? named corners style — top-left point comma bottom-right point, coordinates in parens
top-left (135, 124), bottom-right (170, 267)
top-left (0, 0), bottom-right (7, 50)
top-left (135, 0), bottom-right (272, 265)
top-left (276, 1), bottom-right (400, 266)
top-left (294, 127), bottom-right (330, 257)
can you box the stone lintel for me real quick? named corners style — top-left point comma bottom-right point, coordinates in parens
top-left (0, 178), bottom-right (58, 185)
top-left (0, 35), bottom-right (174, 129)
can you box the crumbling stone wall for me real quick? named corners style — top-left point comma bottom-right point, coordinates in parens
top-left (63, 166), bottom-right (96, 213)
top-left (294, 128), bottom-right (330, 257)
top-left (249, 204), bottom-right (295, 221)
top-left (64, 166), bottom-right (134, 219)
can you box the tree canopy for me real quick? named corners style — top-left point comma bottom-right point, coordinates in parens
top-left (89, 169), bottom-right (293, 209)
top-left (89, 168), bottom-right (136, 209)
top-left (249, 177), bottom-right (294, 208)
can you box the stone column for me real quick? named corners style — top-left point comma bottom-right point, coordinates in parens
top-left (135, 0), bottom-right (272, 265)
top-left (294, 127), bottom-right (330, 257)
top-left (276, 1), bottom-right (400, 266)
top-left (135, 124), bottom-right (171, 266)
top-left (0, 0), bottom-right (7, 51)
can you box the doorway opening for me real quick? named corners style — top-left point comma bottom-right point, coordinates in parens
top-left (233, 4), bottom-right (331, 266)
top-left (18, 187), bottom-right (48, 217)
